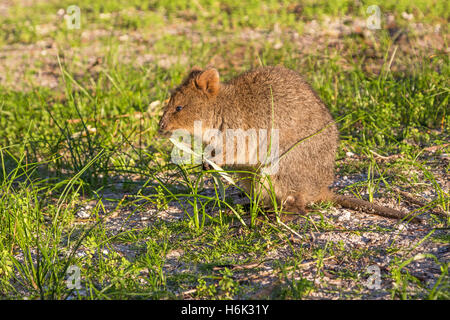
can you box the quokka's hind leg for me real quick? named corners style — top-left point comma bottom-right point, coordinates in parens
top-left (283, 192), bottom-right (306, 213)
top-left (279, 187), bottom-right (332, 222)
top-left (236, 173), bottom-right (312, 223)
top-left (276, 192), bottom-right (308, 222)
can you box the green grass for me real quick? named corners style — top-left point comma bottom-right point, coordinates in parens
top-left (0, 0), bottom-right (448, 299)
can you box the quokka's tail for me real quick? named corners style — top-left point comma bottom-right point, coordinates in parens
top-left (331, 193), bottom-right (423, 224)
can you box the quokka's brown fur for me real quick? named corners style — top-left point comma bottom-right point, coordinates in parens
top-left (159, 66), bottom-right (421, 223)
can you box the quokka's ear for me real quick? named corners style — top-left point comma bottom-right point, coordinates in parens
top-left (195, 68), bottom-right (220, 96)
top-left (186, 66), bottom-right (203, 80)
top-left (190, 66), bottom-right (203, 73)
top-left (188, 66), bottom-right (203, 78)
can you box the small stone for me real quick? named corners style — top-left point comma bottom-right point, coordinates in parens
top-left (338, 210), bottom-right (351, 221)
top-left (148, 100), bottom-right (161, 111)
top-left (76, 209), bottom-right (90, 218)
top-left (273, 42), bottom-right (283, 50)
top-left (401, 12), bottom-right (414, 21)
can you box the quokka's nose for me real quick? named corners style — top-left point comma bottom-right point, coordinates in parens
top-left (158, 119), bottom-right (167, 134)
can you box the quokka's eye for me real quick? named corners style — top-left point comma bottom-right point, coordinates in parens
top-left (176, 105), bottom-right (183, 112)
